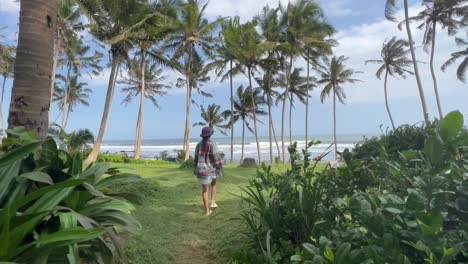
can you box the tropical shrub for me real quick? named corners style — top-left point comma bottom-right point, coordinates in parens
top-left (0, 128), bottom-right (142, 263)
top-left (241, 158), bottom-right (257, 168)
top-left (235, 111), bottom-right (468, 264)
top-left (179, 156), bottom-right (195, 169)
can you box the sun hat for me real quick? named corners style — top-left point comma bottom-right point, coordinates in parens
top-left (200, 127), bottom-right (214, 137)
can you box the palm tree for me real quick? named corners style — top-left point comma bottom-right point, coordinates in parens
top-left (85, 0), bottom-right (158, 163)
top-left (8, 0), bottom-right (59, 139)
top-left (316, 56), bottom-right (361, 159)
top-left (165, 0), bottom-right (221, 160)
top-left (193, 104), bottom-right (227, 135)
top-left (209, 16), bottom-right (243, 163)
top-left (366, 37), bottom-right (414, 130)
top-left (405, 0), bottom-right (467, 119)
top-left (228, 22), bottom-right (273, 163)
top-left (0, 44), bottom-right (15, 132)
top-left (441, 38), bottom-right (467, 82)
top-left (226, 85), bottom-right (267, 163)
top-left (53, 74), bottom-right (92, 129)
top-left (277, 68), bottom-right (314, 145)
top-left (119, 57), bottom-right (170, 159)
top-left (385, 0), bottom-right (429, 125)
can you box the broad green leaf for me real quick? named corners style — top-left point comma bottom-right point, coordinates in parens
top-left (19, 171), bottom-right (53, 185)
top-left (34, 227), bottom-right (105, 247)
top-left (80, 163), bottom-right (110, 183)
top-left (0, 161), bottom-right (21, 204)
top-left (95, 173), bottom-right (142, 189)
top-left (335, 243), bottom-right (351, 263)
top-left (439, 110), bottom-right (464, 141)
top-left (406, 189), bottom-right (425, 211)
top-left (384, 207), bottom-right (403, 214)
top-left (424, 136), bottom-right (443, 165)
top-left (324, 247), bottom-right (334, 262)
top-left (0, 142), bottom-right (40, 168)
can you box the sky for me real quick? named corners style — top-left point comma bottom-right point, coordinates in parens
top-left (0, 0), bottom-right (466, 141)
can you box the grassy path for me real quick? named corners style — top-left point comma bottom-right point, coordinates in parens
top-left (116, 164), bottom-right (257, 263)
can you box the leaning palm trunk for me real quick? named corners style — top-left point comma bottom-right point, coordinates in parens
top-left (430, 22), bottom-right (443, 119)
top-left (333, 88), bottom-right (338, 160)
top-left (61, 65), bottom-right (72, 129)
top-left (305, 61), bottom-right (310, 145)
top-left (267, 93), bottom-right (274, 163)
top-left (240, 119), bottom-right (245, 163)
top-left (0, 76), bottom-right (6, 131)
top-left (85, 55), bottom-right (119, 163)
top-left (384, 70), bottom-right (396, 130)
top-left (229, 60), bottom-right (234, 164)
top-left (248, 67), bottom-right (261, 163)
top-left (8, 0), bottom-right (58, 139)
top-left (63, 106), bottom-right (71, 129)
top-left (271, 118), bottom-right (281, 159)
top-left (281, 56), bottom-right (294, 163)
top-left (289, 97), bottom-right (293, 145)
top-left (183, 47), bottom-right (194, 161)
top-left (403, 0), bottom-right (430, 125)
top-left (134, 52), bottom-right (146, 160)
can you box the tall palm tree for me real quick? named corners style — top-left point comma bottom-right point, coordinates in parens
top-left (0, 44), bottom-right (15, 132)
top-left (366, 37), bottom-right (414, 130)
top-left (316, 56), bottom-right (361, 159)
top-left (209, 16), bottom-right (242, 164)
top-left (85, 0), bottom-right (157, 163)
top-left (119, 57), bottom-right (170, 159)
top-left (53, 74), bottom-right (91, 129)
top-left (8, 0), bottom-right (58, 139)
top-left (166, 0), bottom-right (221, 160)
top-left (193, 104), bottom-right (227, 134)
top-left (226, 85), bottom-right (266, 163)
top-left (385, 0), bottom-right (429, 125)
top-left (441, 38), bottom-right (467, 82)
top-left (228, 22), bottom-right (273, 163)
top-left (405, 0), bottom-right (467, 119)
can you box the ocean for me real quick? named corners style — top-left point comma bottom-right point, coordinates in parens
top-left (100, 134), bottom-right (372, 162)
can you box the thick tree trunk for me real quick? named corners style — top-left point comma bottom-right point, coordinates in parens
top-left (267, 93), bottom-right (273, 163)
top-left (85, 56), bottom-right (119, 163)
top-left (281, 56), bottom-right (294, 163)
top-left (240, 119), bottom-right (245, 163)
top-left (289, 97), bottom-right (293, 145)
top-left (305, 61), bottom-right (310, 145)
top-left (229, 60), bottom-right (234, 164)
top-left (384, 70), bottom-right (396, 130)
top-left (50, 30), bottom-right (61, 111)
top-left (0, 76), bottom-right (6, 130)
top-left (403, 0), bottom-right (430, 125)
top-left (430, 22), bottom-right (443, 119)
top-left (8, 0), bottom-right (58, 139)
top-left (248, 67), bottom-right (261, 163)
top-left (183, 47), bottom-right (194, 160)
top-left (333, 89), bottom-right (337, 160)
top-left (134, 52), bottom-right (146, 160)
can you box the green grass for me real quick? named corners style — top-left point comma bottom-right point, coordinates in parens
top-left (112, 163), bottom-right (262, 263)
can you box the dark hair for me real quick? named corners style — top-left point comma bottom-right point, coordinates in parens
top-left (202, 136), bottom-right (210, 141)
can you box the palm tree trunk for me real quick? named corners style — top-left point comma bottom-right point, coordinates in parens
top-left (248, 67), bottom-right (261, 163)
top-left (267, 93), bottom-right (273, 163)
top-left (63, 105), bottom-right (71, 129)
top-left (289, 97), bottom-right (293, 145)
top-left (183, 46), bottom-right (194, 161)
top-left (271, 118), bottom-right (281, 158)
top-left (8, 0), bottom-right (58, 139)
top-left (61, 65), bottom-right (72, 129)
top-left (134, 51), bottom-right (146, 160)
top-left (403, 0), bottom-right (429, 125)
top-left (241, 119), bottom-right (245, 163)
top-left (0, 76), bottom-right (6, 130)
top-left (384, 70), bottom-right (396, 130)
top-left (85, 54), bottom-right (119, 163)
top-left (281, 56), bottom-right (294, 163)
top-left (333, 88), bottom-right (337, 160)
top-left (305, 60), bottom-right (310, 145)
top-left (430, 22), bottom-right (443, 119)
top-left (50, 30), bottom-right (61, 113)
top-left (229, 60), bottom-right (234, 164)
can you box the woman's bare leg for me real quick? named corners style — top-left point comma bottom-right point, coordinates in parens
top-left (211, 179), bottom-right (217, 207)
top-left (202, 184), bottom-right (210, 215)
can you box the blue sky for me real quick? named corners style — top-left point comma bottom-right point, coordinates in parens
top-left (0, 0), bottom-right (466, 140)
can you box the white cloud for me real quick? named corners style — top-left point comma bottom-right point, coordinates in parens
top-left (0, 0), bottom-right (19, 14)
top-left (319, 0), bottom-right (354, 17)
top-left (204, 0), bottom-right (288, 22)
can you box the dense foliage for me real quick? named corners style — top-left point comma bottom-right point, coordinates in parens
top-left (235, 110), bottom-right (468, 263)
top-left (0, 129), bottom-right (142, 263)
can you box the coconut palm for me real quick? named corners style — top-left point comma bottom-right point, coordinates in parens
top-left (405, 0), bottom-right (467, 119)
top-left (119, 57), bottom-right (170, 159)
top-left (385, 0), bottom-right (429, 125)
top-left (366, 37), bottom-right (414, 130)
top-left (53, 74), bottom-right (92, 129)
top-left (209, 16), bottom-right (243, 163)
top-left (441, 38), bottom-right (467, 82)
top-left (8, 0), bottom-right (59, 138)
top-left (165, 0), bottom-right (221, 160)
top-left (225, 85), bottom-right (266, 163)
top-left (0, 44), bottom-right (14, 132)
top-left (316, 56), bottom-right (361, 159)
top-left (193, 104), bottom-right (227, 135)
top-left (85, 0), bottom-right (159, 163)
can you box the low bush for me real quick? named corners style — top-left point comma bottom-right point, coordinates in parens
top-left (97, 153), bottom-right (174, 165)
top-left (234, 111), bottom-right (468, 264)
top-left (241, 158), bottom-right (257, 168)
top-left (179, 156), bottom-right (195, 169)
